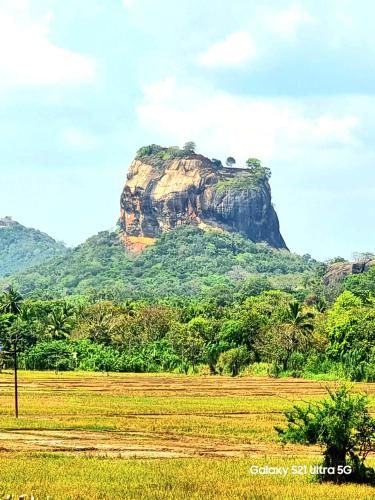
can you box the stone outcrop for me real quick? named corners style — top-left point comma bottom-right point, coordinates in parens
top-left (323, 260), bottom-right (375, 285)
top-left (0, 216), bottom-right (19, 228)
top-left (120, 150), bottom-right (287, 251)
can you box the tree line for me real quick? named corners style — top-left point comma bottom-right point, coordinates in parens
top-left (0, 265), bottom-right (374, 380)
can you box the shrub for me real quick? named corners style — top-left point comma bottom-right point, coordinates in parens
top-left (22, 340), bottom-right (74, 371)
top-left (276, 386), bottom-right (375, 484)
top-left (211, 158), bottom-right (223, 168)
top-left (216, 347), bottom-right (250, 376)
top-left (287, 352), bottom-right (305, 372)
top-left (135, 144), bottom-right (164, 158)
top-left (76, 341), bottom-right (123, 372)
top-left (267, 362), bottom-right (282, 378)
top-left (183, 141), bottom-right (196, 153)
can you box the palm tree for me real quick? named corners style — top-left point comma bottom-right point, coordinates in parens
top-left (279, 301), bottom-right (314, 370)
top-left (0, 286), bottom-right (23, 417)
top-left (45, 308), bottom-right (74, 340)
top-left (0, 285), bottom-right (23, 315)
top-left (0, 285), bottom-right (24, 346)
top-left (285, 301), bottom-right (314, 332)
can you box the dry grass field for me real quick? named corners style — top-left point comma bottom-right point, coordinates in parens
top-left (0, 371), bottom-right (374, 499)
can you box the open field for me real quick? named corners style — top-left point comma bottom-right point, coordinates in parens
top-left (0, 371), bottom-right (374, 498)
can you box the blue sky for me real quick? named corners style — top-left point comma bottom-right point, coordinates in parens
top-left (0, 0), bottom-right (375, 260)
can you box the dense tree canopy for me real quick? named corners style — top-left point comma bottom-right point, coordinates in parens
top-left (0, 219), bottom-right (66, 276)
top-left (0, 220), bottom-right (373, 382)
top-left (2, 227), bottom-right (319, 300)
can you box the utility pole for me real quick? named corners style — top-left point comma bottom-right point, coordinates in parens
top-left (13, 341), bottom-right (18, 418)
top-left (0, 342), bottom-right (19, 418)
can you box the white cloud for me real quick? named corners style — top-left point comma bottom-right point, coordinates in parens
top-left (197, 32), bottom-right (256, 68)
top-left (137, 78), bottom-right (359, 165)
top-left (122, 0), bottom-right (134, 8)
top-left (0, 4), bottom-right (96, 86)
top-left (62, 127), bottom-right (99, 150)
top-left (143, 77), bottom-right (176, 102)
top-left (267, 5), bottom-right (314, 40)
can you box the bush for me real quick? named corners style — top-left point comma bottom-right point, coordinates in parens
top-left (22, 340), bottom-right (74, 371)
top-left (75, 341), bottom-right (124, 372)
top-left (216, 347), bottom-right (250, 376)
top-left (267, 362), bottom-right (282, 378)
top-left (137, 340), bottom-right (181, 372)
top-left (287, 352), bottom-right (305, 372)
top-left (304, 353), bottom-right (325, 374)
top-left (136, 144), bottom-right (163, 158)
top-left (363, 351), bottom-right (375, 381)
top-left (276, 386), bottom-right (375, 484)
top-left (241, 362), bottom-right (269, 376)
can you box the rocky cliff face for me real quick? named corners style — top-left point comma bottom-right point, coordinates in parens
top-left (323, 259), bottom-right (375, 285)
top-left (120, 151), bottom-right (287, 251)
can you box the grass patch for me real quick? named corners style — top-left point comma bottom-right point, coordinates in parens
top-left (214, 176), bottom-right (261, 194)
top-left (0, 455), bottom-right (374, 499)
top-left (0, 372), bottom-right (374, 498)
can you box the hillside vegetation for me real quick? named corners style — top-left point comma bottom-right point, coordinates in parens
top-left (0, 224), bottom-right (374, 383)
top-left (0, 217), bottom-right (66, 276)
top-left (1, 226), bottom-right (321, 300)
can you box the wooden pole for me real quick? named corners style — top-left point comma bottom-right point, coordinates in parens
top-left (14, 344), bottom-right (18, 418)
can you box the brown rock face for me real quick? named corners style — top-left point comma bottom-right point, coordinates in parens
top-left (323, 260), bottom-right (375, 285)
top-left (120, 153), bottom-right (287, 251)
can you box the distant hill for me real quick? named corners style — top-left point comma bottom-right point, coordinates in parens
top-left (2, 226), bottom-right (320, 300)
top-left (0, 217), bottom-right (67, 276)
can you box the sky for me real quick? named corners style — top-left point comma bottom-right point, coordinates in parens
top-left (0, 0), bottom-right (375, 260)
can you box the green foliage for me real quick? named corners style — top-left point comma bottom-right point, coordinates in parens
top-left (218, 319), bottom-right (245, 349)
top-left (20, 338), bottom-right (183, 373)
top-left (0, 285), bottom-right (23, 315)
top-left (226, 156), bottom-right (236, 167)
top-left (183, 141), bottom-right (196, 153)
top-left (276, 386), bottom-right (375, 484)
top-left (135, 144), bottom-right (164, 157)
top-left (136, 144), bottom-right (193, 161)
top-left (246, 158), bottom-right (262, 169)
top-left (0, 263), bottom-right (374, 381)
top-left (256, 298), bottom-right (314, 372)
top-left (0, 219), bottom-right (374, 382)
top-left (211, 158), bottom-right (223, 168)
top-left (21, 340), bottom-right (75, 371)
top-left (214, 176), bottom-right (262, 193)
top-left (1, 231), bottom-right (130, 298)
top-left (344, 266), bottom-right (375, 301)
top-left (167, 318), bottom-right (211, 371)
top-left (327, 256), bottom-right (347, 265)
top-left (0, 219), bottom-right (66, 276)
top-left (244, 158), bottom-right (271, 181)
top-left (160, 147), bottom-right (187, 160)
top-left (325, 292), bottom-right (375, 381)
top-left (216, 347), bottom-right (250, 376)
top-left (4, 227), bottom-right (319, 300)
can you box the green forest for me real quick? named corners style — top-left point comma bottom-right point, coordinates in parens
top-left (0, 218), bottom-right (66, 276)
top-left (0, 225), bottom-right (374, 382)
top-left (2, 226), bottom-right (320, 299)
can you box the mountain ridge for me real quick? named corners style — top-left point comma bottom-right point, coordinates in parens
top-left (0, 216), bottom-right (67, 276)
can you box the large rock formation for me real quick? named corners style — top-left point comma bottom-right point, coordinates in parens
top-left (323, 259), bottom-right (375, 285)
top-left (120, 149), bottom-right (287, 251)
